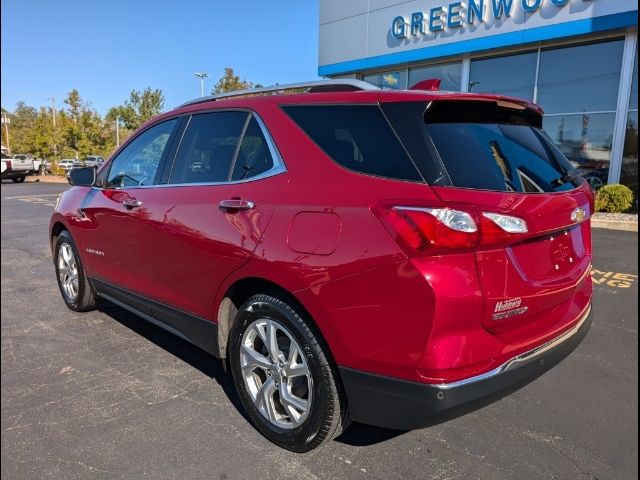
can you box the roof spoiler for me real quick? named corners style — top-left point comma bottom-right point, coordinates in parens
top-left (410, 79), bottom-right (441, 91)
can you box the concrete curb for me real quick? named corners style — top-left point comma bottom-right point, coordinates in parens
top-left (25, 176), bottom-right (69, 184)
top-left (591, 219), bottom-right (638, 232)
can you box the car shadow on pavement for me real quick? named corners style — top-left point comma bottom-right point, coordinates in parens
top-left (97, 302), bottom-right (252, 426)
top-left (99, 302), bottom-right (411, 446)
top-left (99, 301), bottom-right (517, 448)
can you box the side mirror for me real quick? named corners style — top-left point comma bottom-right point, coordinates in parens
top-left (68, 166), bottom-right (96, 187)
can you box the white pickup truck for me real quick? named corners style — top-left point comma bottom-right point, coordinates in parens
top-left (1, 153), bottom-right (49, 183)
top-left (13, 154), bottom-right (50, 174)
top-left (1, 153), bottom-right (28, 183)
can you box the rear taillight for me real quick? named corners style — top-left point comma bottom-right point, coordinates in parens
top-left (375, 204), bottom-right (529, 255)
top-left (6, 160), bottom-right (11, 169)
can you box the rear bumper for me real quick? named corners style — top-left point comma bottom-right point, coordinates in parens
top-left (339, 304), bottom-right (592, 430)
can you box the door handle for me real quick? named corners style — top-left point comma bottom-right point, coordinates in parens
top-left (122, 198), bottom-right (142, 209)
top-left (219, 199), bottom-right (255, 211)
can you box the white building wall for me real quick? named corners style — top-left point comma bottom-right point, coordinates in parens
top-left (319, 0), bottom-right (637, 73)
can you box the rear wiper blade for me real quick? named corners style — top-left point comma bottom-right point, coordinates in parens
top-left (551, 171), bottom-right (583, 187)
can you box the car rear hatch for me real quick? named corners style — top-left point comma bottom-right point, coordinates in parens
top-left (381, 94), bottom-right (593, 344)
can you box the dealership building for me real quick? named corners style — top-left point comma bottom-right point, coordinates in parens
top-left (319, 0), bottom-right (638, 196)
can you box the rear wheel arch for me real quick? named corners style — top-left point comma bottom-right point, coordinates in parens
top-left (216, 277), bottom-right (334, 365)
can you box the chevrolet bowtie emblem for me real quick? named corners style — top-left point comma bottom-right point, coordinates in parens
top-left (571, 207), bottom-right (586, 223)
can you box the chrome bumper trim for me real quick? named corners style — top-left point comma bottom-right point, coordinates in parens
top-left (434, 304), bottom-right (592, 390)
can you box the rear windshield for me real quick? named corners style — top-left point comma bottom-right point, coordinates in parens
top-left (383, 101), bottom-right (583, 193)
top-left (282, 105), bottom-right (422, 182)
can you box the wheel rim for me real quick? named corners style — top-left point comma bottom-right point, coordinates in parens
top-left (57, 242), bottom-right (79, 303)
top-left (240, 318), bottom-right (312, 429)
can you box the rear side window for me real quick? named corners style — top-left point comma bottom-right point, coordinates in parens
top-left (282, 105), bottom-right (422, 182)
top-left (383, 101), bottom-right (581, 193)
top-left (169, 112), bottom-right (248, 184)
top-left (230, 117), bottom-right (274, 181)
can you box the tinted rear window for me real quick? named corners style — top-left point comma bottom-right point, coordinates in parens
top-left (383, 101), bottom-right (582, 193)
top-left (282, 105), bottom-right (422, 182)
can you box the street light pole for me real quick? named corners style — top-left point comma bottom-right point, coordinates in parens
top-left (115, 116), bottom-right (120, 147)
top-left (193, 72), bottom-right (209, 97)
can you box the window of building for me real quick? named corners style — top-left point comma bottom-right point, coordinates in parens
top-left (542, 113), bottom-right (616, 190)
top-left (621, 47), bottom-right (638, 202)
top-left (537, 40), bottom-right (624, 114)
top-left (283, 105), bottom-right (422, 181)
top-left (537, 39), bottom-right (625, 190)
top-left (408, 62), bottom-right (462, 91)
top-left (169, 112), bottom-right (248, 184)
top-left (469, 52), bottom-right (537, 100)
top-left (363, 70), bottom-right (407, 90)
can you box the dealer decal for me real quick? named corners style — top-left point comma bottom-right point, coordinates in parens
top-left (493, 297), bottom-right (528, 321)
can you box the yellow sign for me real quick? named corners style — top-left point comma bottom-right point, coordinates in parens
top-left (591, 270), bottom-right (638, 289)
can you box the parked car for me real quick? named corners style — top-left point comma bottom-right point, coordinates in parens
top-left (50, 79), bottom-right (594, 452)
top-left (73, 155), bottom-right (105, 170)
top-left (56, 159), bottom-right (76, 172)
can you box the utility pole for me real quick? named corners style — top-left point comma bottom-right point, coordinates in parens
top-left (1, 112), bottom-right (10, 155)
top-left (47, 97), bottom-right (56, 128)
top-left (193, 72), bottom-right (209, 97)
top-left (115, 116), bottom-right (120, 147)
top-left (47, 97), bottom-right (58, 156)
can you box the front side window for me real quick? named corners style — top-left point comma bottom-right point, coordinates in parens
top-left (104, 119), bottom-right (177, 188)
top-left (168, 111), bottom-right (248, 184)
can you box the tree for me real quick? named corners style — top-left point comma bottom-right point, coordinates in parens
top-left (59, 89), bottom-right (114, 159)
top-left (31, 107), bottom-right (56, 159)
top-left (107, 87), bottom-right (164, 130)
top-left (2, 102), bottom-right (38, 154)
top-left (212, 67), bottom-right (254, 94)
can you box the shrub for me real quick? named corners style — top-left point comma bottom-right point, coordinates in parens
top-left (594, 184), bottom-right (634, 213)
top-left (50, 163), bottom-right (67, 176)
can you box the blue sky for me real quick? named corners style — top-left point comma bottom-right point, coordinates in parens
top-left (1, 0), bottom-right (320, 115)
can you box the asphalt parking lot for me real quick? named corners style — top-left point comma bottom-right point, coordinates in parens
top-left (1, 181), bottom-right (638, 480)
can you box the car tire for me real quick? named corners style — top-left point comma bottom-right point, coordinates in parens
top-left (12, 176), bottom-right (25, 183)
top-left (54, 230), bottom-right (97, 312)
top-left (229, 293), bottom-right (350, 452)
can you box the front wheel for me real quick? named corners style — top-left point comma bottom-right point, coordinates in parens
top-left (12, 176), bottom-right (25, 183)
top-left (229, 294), bottom-right (350, 452)
top-left (54, 230), bottom-right (97, 312)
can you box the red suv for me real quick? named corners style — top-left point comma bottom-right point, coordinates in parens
top-left (50, 80), bottom-right (593, 452)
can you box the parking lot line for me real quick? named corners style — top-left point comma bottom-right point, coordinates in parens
top-left (3, 193), bottom-right (61, 199)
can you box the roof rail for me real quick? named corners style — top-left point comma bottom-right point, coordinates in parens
top-left (179, 79), bottom-right (379, 107)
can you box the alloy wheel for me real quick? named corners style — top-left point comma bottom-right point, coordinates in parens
top-left (240, 318), bottom-right (312, 429)
top-left (57, 242), bottom-right (79, 303)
